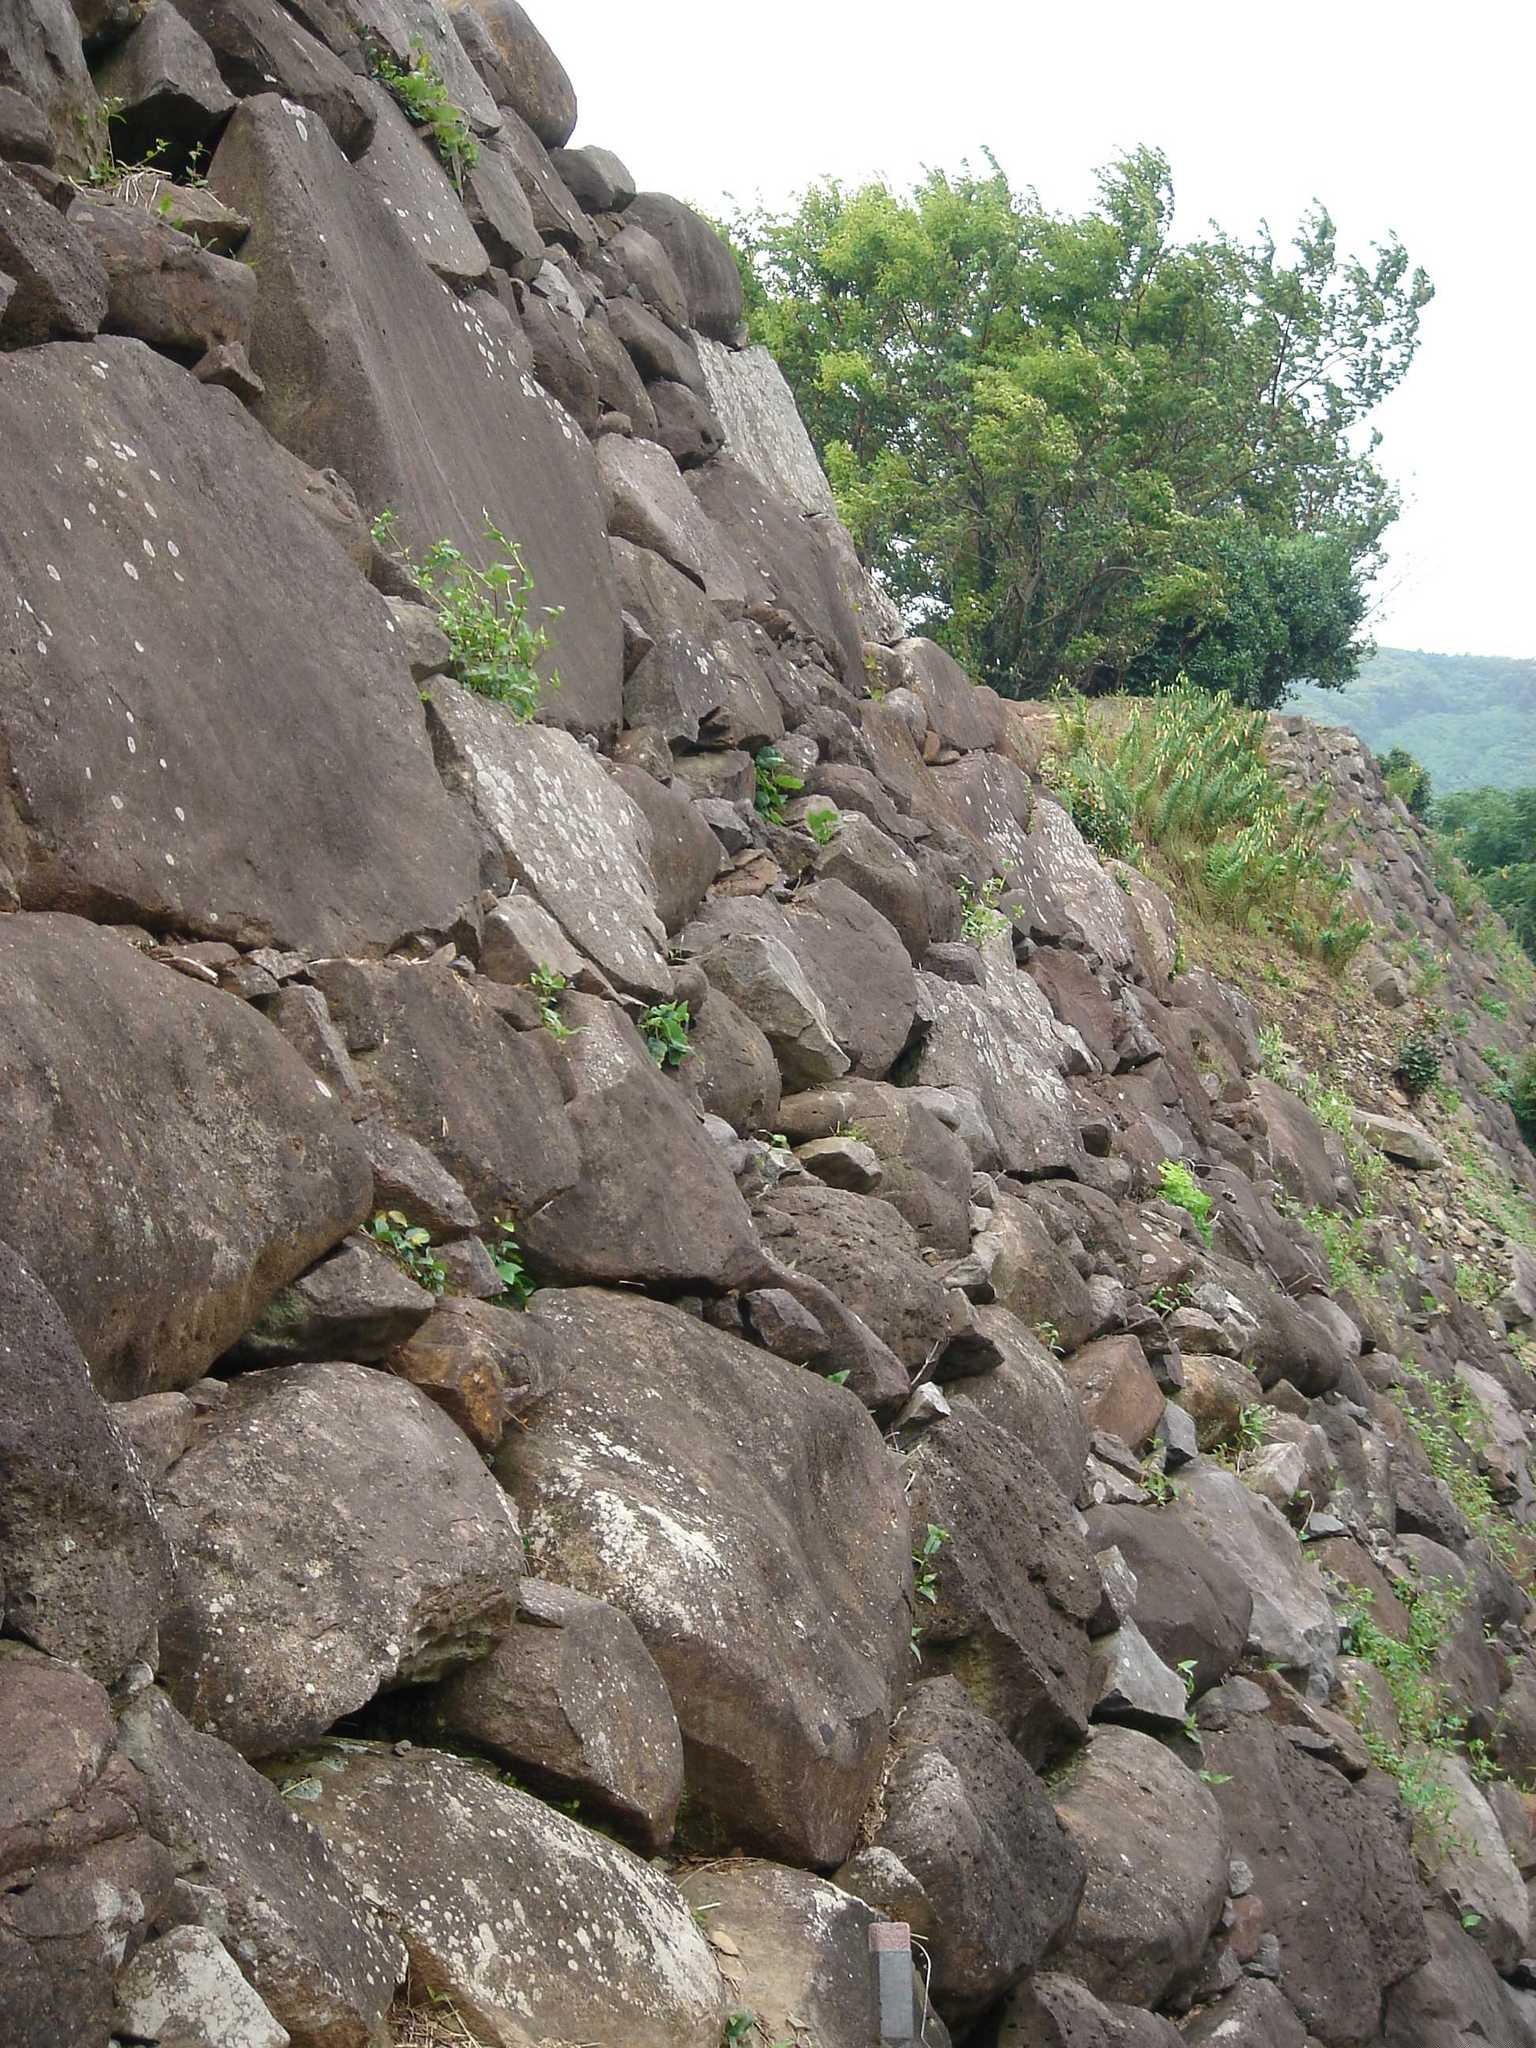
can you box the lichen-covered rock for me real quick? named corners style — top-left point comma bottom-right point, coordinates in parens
top-left (904, 1407), bottom-right (1105, 1763)
top-left (111, 1926), bottom-right (290, 2048)
top-left (0, 339), bottom-right (484, 950)
top-left (210, 91), bottom-right (622, 738)
top-left (118, 1687), bottom-right (403, 2048)
top-left (517, 995), bottom-right (766, 1290)
top-left (0, 1646), bottom-right (173, 2048)
top-left (0, 1247), bottom-right (172, 1683)
top-left (0, 916), bottom-right (372, 1398)
top-left (676, 1861), bottom-right (949, 2048)
top-left (906, 949), bottom-right (1087, 1177)
top-left (497, 1288), bottom-right (911, 1866)
top-left (1202, 1713), bottom-right (1428, 2043)
top-left (0, 162), bottom-right (108, 344)
top-left (860, 1676), bottom-right (1086, 2022)
top-left (157, 1361), bottom-right (523, 1756)
top-left (696, 336), bottom-right (837, 514)
top-left (1049, 1725), bottom-right (1229, 2008)
top-left (412, 1578), bottom-right (685, 1852)
top-left (291, 1742), bottom-right (724, 2048)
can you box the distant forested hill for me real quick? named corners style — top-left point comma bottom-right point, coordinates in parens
top-left (1286, 648), bottom-right (1536, 792)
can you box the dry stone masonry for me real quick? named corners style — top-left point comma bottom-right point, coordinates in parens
top-left (3, 2), bottom-right (1536, 2045)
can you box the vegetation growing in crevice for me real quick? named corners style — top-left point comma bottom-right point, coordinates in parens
top-left (372, 512), bottom-right (560, 718)
top-left (366, 37), bottom-right (479, 191)
top-left (366, 1210), bottom-right (447, 1295)
top-left (752, 746), bottom-right (803, 824)
top-left (1156, 1158), bottom-right (1214, 1245)
top-left (640, 1000), bottom-right (693, 1068)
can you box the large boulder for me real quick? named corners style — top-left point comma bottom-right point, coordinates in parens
top-left (0, 1248), bottom-right (171, 1684)
top-left (413, 1578), bottom-right (684, 1852)
top-left (291, 1741), bottom-right (725, 2048)
top-left (517, 994), bottom-right (765, 1291)
top-left (1383, 1909), bottom-right (1526, 2048)
top-left (0, 1646), bottom-right (173, 2048)
top-left (1202, 1713), bottom-right (1428, 2043)
top-left (445, 0), bottom-right (576, 147)
top-left (0, 0), bottom-right (103, 171)
top-left (951, 1312), bottom-right (1092, 1500)
top-left (0, 163), bottom-right (108, 345)
top-left (210, 93), bottom-right (622, 737)
top-left (166, 0), bottom-right (375, 157)
top-left (497, 1288), bottom-right (911, 1867)
top-left (695, 336), bottom-right (837, 515)
top-left (430, 685), bottom-right (671, 997)
top-left (750, 1178), bottom-right (952, 1371)
top-left (676, 1861), bottom-right (949, 2048)
top-left (1172, 1464), bottom-right (1337, 1696)
top-left (311, 955), bottom-right (580, 1226)
top-left (904, 949), bottom-right (1087, 1178)
top-left (858, 1676), bottom-right (1086, 2022)
top-left (0, 916), bottom-right (371, 1398)
top-left (0, 341), bottom-right (485, 950)
top-left (156, 1361), bottom-right (523, 1756)
top-left (1428, 1755), bottom-right (1529, 1972)
top-left (686, 880), bottom-right (919, 1081)
top-left (625, 191), bottom-right (745, 342)
top-left (111, 1926), bottom-right (289, 2048)
top-left (1083, 1503), bottom-right (1253, 1693)
top-left (903, 1407), bottom-right (1104, 1763)
top-left (118, 1687), bottom-right (404, 2048)
top-left (1005, 796), bottom-right (1141, 971)
top-left (1050, 1725), bottom-right (1229, 2008)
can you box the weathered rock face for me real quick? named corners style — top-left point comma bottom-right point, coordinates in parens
top-left (413, 1577), bottom-right (685, 1852)
top-left (859, 1676), bottom-right (1087, 2022)
top-left (118, 1686), bottom-right (404, 2048)
top-left (0, 916), bottom-right (371, 1397)
top-left (1202, 1714), bottom-right (1428, 2044)
top-left (156, 1360), bottom-right (523, 1756)
top-left (1049, 1725), bottom-right (1230, 2009)
top-left (0, 1247), bottom-right (172, 1683)
top-left (497, 1288), bottom-right (911, 1866)
top-left (0, 341), bottom-right (485, 949)
top-left (210, 92), bottom-right (622, 737)
top-left (5, 4), bottom-right (1536, 2045)
top-left (290, 1742), bottom-right (725, 2048)
top-left (904, 1407), bottom-right (1105, 1763)
top-left (312, 954), bottom-right (580, 1227)
top-left (0, 1646), bottom-right (173, 2048)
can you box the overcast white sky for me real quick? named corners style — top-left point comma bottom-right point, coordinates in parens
top-left (554, 0), bottom-right (1533, 661)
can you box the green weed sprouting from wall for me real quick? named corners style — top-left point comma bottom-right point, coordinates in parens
top-left (373, 512), bottom-right (560, 719)
top-left (367, 37), bottom-right (479, 191)
top-left (1157, 1158), bottom-right (1214, 1244)
top-left (1045, 680), bottom-right (1371, 969)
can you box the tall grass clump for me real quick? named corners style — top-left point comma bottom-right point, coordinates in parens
top-left (1046, 681), bottom-right (1371, 969)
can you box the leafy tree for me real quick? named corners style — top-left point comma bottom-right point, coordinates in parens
top-left (1378, 746), bottom-right (1434, 817)
top-left (1436, 785), bottom-right (1536, 958)
top-left (730, 151), bottom-right (1431, 703)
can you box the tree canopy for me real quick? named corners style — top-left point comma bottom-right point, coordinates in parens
top-left (1436, 784), bottom-right (1536, 960)
top-left (729, 150), bottom-right (1431, 704)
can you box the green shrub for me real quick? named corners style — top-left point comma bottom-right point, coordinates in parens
top-left (1156, 1159), bottom-right (1214, 1245)
top-left (1378, 746), bottom-right (1433, 817)
top-left (1510, 1050), bottom-right (1536, 1145)
top-left (372, 512), bottom-right (559, 718)
top-left (805, 804), bottom-right (840, 846)
top-left (640, 1000), bottom-right (692, 1068)
top-left (957, 873), bottom-right (1011, 946)
top-left (1045, 682), bottom-right (1367, 967)
top-left (365, 1210), bottom-right (446, 1294)
top-left (489, 1218), bottom-right (532, 1306)
top-left (529, 963), bottom-right (574, 1040)
top-left (1394, 1019), bottom-right (1442, 1099)
top-left (367, 36), bottom-right (479, 190)
top-left (753, 746), bottom-right (803, 824)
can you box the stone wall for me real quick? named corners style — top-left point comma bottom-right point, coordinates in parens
top-left (4, 3), bottom-right (1536, 2045)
